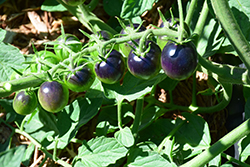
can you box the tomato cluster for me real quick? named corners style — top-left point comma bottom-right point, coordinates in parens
top-left (12, 19), bottom-right (198, 115)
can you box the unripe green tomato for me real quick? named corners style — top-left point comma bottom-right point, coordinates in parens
top-left (54, 34), bottom-right (82, 60)
top-left (30, 51), bottom-right (60, 73)
top-left (38, 81), bottom-right (69, 113)
top-left (62, 0), bottom-right (85, 6)
top-left (13, 90), bottom-right (38, 115)
top-left (64, 61), bottom-right (96, 92)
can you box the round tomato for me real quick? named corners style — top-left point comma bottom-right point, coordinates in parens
top-left (13, 90), bottom-right (38, 115)
top-left (38, 81), bottom-right (69, 113)
top-left (54, 34), bottom-right (82, 60)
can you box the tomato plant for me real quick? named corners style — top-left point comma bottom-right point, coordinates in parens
top-left (1, 0), bottom-right (250, 166)
top-left (62, 0), bottom-right (85, 6)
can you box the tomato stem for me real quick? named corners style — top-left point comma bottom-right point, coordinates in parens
top-left (184, 0), bottom-right (198, 26)
top-left (131, 96), bottom-right (144, 138)
top-left (117, 99), bottom-right (123, 129)
top-left (177, 0), bottom-right (184, 43)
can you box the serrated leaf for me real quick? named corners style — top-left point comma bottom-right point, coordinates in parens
top-left (121, 0), bottom-right (156, 19)
top-left (0, 42), bottom-right (27, 81)
top-left (41, 0), bottom-right (67, 12)
top-left (0, 145), bottom-right (26, 167)
top-left (102, 72), bottom-right (166, 102)
top-left (115, 127), bottom-right (135, 147)
top-left (24, 98), bottom-right (102, 150)
top-left (127, 148), bottom-right (176, 167)
top-left (76, 136), bottom-right (128, 167)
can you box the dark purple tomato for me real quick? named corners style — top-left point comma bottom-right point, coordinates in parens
top-left (54, 34), bottom-right (82, 60)
top-left (157, 18), bottom-right (190, 50)
top-left (95, 50), bottom-right (125, 84)
top-left (127, 41), bottom-right (161, 80)
top-left (65, 63), bottom-right (95, 92)
top-left (62, 0), bottom-right (85, 6)
top-left (13, 90), bottom-right (37, 115)
top-left (161, 41), bottom-right (198, 80)
top-left (38, 81), bottom-right (69, 113)
top-left (119, 24), bottom-right (146, 57)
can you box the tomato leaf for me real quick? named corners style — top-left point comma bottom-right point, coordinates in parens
top-left (103, 0), bottom-right (123, 17)
top-left (0, 145), bottom-right (26, 167)
top-left (102, 72), bottom-right (166, 102)
top-left (115, 127), bottom-right (135, 147)
top-left (23, 97), bottom-right (102, 150)
top-left (41, 0), bottom-right (67, 12)
top-left (121, 0), bottom-right (156, 19)
top-left (0, 28), bottom-right (6, 42)
top-left (0, 42), bottom-right (27, 82)
top-left (74, 136), bottom-right (128, 167)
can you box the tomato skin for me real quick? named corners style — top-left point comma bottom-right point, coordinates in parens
top-left (127, 41), bottom-right (161, 80)
top-left (161, 41), bottom-right (198, 80)
top-left (54, 34), bottom-right (82, 60)
top-left (65, 63), bottom-right (96, 92)
top-left (30, 51), bottom-right (60, 72)
top-left (119, 24), bottom-right (146, 57)
top-left (38, 81), bottom-right (69, 113)
top-left (62, 0), bottom-right (85, 6)
top-left (13, 90), bottom-right (38, 115)
top-left (95, 50), bottom-right (125, 84)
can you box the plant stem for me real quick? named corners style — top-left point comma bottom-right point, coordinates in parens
top-left (131, 96), bottom-right (144, 138)
top-left (191, 73), bottom-right (197, 107)
top-left (184, 0), bottom-right (198, 26)
top-left (85, 0), bottom-right (99, 12)
top-left (180, 118), bottom-right (250, 167)
top-left (56, 0), bottom-right (116, 34)
top-left (192, 0), bottom-right (209, 45)
top-left (210, 0), bottom-right (250, 72)
top-left (221, 153), bottom-right (250, 167)
top-left (15, 128), bottom-right (71, 167)
top-left (177, 0), bottom-right (184, 43)
top-left (117, 99), bottom-right (123, 129)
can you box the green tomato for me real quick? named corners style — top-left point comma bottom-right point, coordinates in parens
top-left (64, 60), bottom-right (96, 92)
top-left (13, 90), bottom-right (38, 115)
top-left (38, 80), bottom-right (69, 113)
top-left (30, 50), bottom-right (60, 73)
top-left (54, 34), bottom-right (82, 60)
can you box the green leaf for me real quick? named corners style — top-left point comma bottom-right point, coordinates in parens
top-left (121, 0), bottom-right (156, 19)
top-left (239, 134), bottom-right (250, 162)
top-left (176, 112), bottom-right (211, 147)
top-left (96, 102), bottom-right (133, 135)
top-left (158, 76), bottom-right (179, 91)
top-left (127, 147), bottom-right (176, 167)
top-left (41, 0), bottom-right (67, 12)
top-left (0, 28), bottom-right (6, 42)
top-left (24, 97), bottom-right (102, 150)
top-left (115, 127), bottom-right (135, 147)
top-left (103, 0), bottom-right (123, 16)
top-left (102, 72), bottom-right (166, 102)
top-left (208, 154), bottom-right (221, 167)
top-left (22, 143), bottom-right (35, 166)
top-left (0, 145), bottom-right (26, 167)
top-left (196, 17), bottom-right (224, 58)
top-left (0, 42), bottom-right (27, 82)
top-left (75, 136), bottom-right (128, 167)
